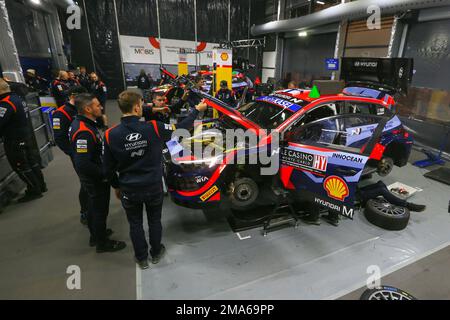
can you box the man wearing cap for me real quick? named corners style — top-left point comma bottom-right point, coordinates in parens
top-left (215, 80), bottom-right (236, 107)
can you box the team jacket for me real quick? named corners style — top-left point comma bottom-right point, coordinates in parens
top-left (89, 81), bottom-right (107, 106)
top-left (26, 76), bottom-right (48, 92)
top-left (0, 92), bottom-right (30, 141)
top-left (50, 79), bottom-right (70, 106)
top-left (77, 73), bottom-right (90, 89)
top-left (142, 105), bottom-right (170, 123)
top-left (68, 78), bottom-right (80, 87)
top-left (215, 89), bottom-right (236, 107)
top-left (69, 115), bottom-right (105, 184)
top-left (52, 102), bottom-right (78, 156)
top-left (171, 92), bottom-right (202, 114)
top-left (137, 75), bottom-right (151, 90)
top-left (103, 109), bottom-right (199, 192)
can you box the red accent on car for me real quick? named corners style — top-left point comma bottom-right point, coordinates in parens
top-left (207, 192), bottom-right (221, 202)
top-left (204, 99), bottom-right (257, 130)
top-left (280, 166), bottom-right (295, 189)
top-left (369, 143), bottom-right (386, 160)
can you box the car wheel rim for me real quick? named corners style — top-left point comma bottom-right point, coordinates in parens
top-left (368, 289), bottom-right (413, 300)
top-left (372, 199), bottom-right (406, 216)
top-left (379, 158), bottom-right (393, 176)
top-left (235, 184), bottom-right (252, 201)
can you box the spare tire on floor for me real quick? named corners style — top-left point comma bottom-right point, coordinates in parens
top-left (360, 286), bottom-right (417, 300)
top-left (364, 197), bottom-right (410, 231)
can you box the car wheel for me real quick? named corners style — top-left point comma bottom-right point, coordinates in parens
top-left (360, 286), bottom-right (417, 300)
top-left (230, 177), bottom-right (259, 211)
top-left (364, 198), bottom-right (410, 230)
top-left (377, 157), bottom-right (394, 177)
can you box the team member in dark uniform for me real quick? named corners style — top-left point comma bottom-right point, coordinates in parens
top-left (89, 72), bottom-right (107, 128)
top-left (142, 92), bottom-right (171, 123)
top-left (77, 67), bottom-right (90, 89)
top-left (67, 71), bottom-right (81, 87)
top-left (69, 93), bottom-right (126, 252)
top-left (50, 70), bottom-right (70, 107)
top-left (0, 79), bottom-right (46, 202)
top-left (170, 76), bottom-right (205, 114)
top-left (103, 90), bottom-right (207, 269)
top-left (137, 69), bottom-right (151, 91)
top-left (52, 86), bottom-right (89, 225)
top-left (25, 69), bottom-right (48, 93)
top-left (215, 80), bottom-right (236, 107)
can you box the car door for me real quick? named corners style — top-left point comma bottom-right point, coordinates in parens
top-left (279, 101), bottom-right (390, 219)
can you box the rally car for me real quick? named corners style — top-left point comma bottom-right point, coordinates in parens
top-left (164, 58), bottom-right (414, 219)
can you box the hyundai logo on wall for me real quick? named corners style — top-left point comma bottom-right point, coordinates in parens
top-left (126, 133), bottom-right (142, 141)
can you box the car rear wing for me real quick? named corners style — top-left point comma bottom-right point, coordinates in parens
top-left (340, 57), bottom-right (414, 95)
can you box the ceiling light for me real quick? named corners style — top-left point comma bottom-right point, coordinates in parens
top-left (30, 0), bottom-right (41, 5)
top-left (317, 1), bottom-right (325, 4)
top-left (298, 31), bottom-right (308, 37)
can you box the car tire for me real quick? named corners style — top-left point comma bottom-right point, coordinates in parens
top-left (230, 177), bottom-right (259, 211)
top-left (360, 286), bottom-right (417, 300)
top-left (364, 198), bottom-right (410, 231)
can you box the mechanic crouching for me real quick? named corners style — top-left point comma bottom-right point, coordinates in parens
top-left (70, 93), bottom-right (126, 253)
top-left (103, 90), bottom-right (208, 269)
top-left (0, 79), bottom-right (47, 202)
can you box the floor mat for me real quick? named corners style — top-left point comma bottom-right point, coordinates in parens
top-left (424, 167), bottom-right (450, 185)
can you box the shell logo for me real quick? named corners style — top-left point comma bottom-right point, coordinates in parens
top-left (220, 52), bottom-right (229, 61)
top-left (323, 176), bottom-right (349, 201)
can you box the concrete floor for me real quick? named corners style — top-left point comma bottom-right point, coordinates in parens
top-left (0, 101), bottom-right (136, 299)
top-left (1, 99), bottom-right (450, 299)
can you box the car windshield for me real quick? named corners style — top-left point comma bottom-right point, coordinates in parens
top-left (237, 101), bottom-right (295, 129)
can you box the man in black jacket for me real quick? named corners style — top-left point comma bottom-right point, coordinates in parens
top-left (52, 85), bottom-right (89, 225)
top-left (0, 79), bottom-right (46, 202)
top-left (89, 72), bottom-right (108, 129)
top-left (215, 80), bottom-right (236, 107)
top-left (69, 93), bottom-right (126, 252)
top-left (103, 90), bottom-right (207, 269)
top-left (137, 69), bottom-right (151, 91)
top-left (142, 92), bottom-right (171, 123)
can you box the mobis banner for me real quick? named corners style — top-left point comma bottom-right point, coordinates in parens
top-left (120, 35), bottom-right (217, 66)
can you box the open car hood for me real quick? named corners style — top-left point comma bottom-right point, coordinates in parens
top-left (190, 89), bottom-right (258, 130)
top-left (340, 57), bottom-right (414, 95)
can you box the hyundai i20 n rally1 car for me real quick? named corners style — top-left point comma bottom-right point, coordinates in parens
top-left (163, 81), bottom-right (413, 219)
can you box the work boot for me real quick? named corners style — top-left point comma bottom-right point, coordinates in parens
top-left (151, 244), bottom-right (166, 264)
top-left (89, 229), bottom-right (113, 247)
top-left (96, 239), bottom-right (126, 253)
top-left (406, 202), bottom-right (426, 212)
top-left (80, 212), bottom-right (88, 226)
top-left (17, 191), bottom-right (43, 203)
top-left (135, 258), bottom-right (150, 270)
